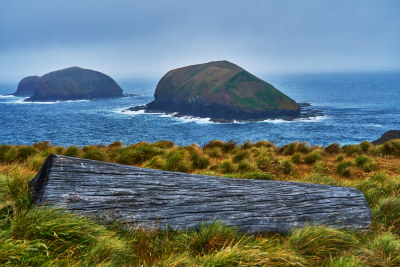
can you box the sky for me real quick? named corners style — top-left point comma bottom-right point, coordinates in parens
top-left (0, 0), bottom-right (399, 82)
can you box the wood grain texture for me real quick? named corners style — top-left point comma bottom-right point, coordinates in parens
top-left (30, 154), bottom-right (371, 233)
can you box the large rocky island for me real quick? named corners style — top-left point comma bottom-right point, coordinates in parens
top-left (126, 61), bottom-right (300, 121)
top-left (14, 67), bottom-right (123, 101)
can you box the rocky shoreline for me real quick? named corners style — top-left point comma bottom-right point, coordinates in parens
top-left (124, 102), bottom-right (320, 123)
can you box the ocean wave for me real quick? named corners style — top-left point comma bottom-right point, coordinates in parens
top-left (261, 115), bottom-right (329, 124)
top-left (0, 94), bottom-right (15, 98)
top-left (115, 108), bottom-right (164, 116)
top-left (4, 98), bottom-right (90, 104)
top-left (172, 115), bottom-right (212, 124)
top-left (366, 123), bottom-right (383, 128)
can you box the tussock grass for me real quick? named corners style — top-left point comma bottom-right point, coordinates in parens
top-left (1, 139), bottom-right (400, 265)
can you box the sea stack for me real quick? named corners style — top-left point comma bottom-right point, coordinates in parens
top-left (129, 61), bottom-right (300, 121)
top-left (14, 67), bottom-right (123, 101)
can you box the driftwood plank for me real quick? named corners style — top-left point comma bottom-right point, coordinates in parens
top-left (30, 154), bottom-right (371, 233)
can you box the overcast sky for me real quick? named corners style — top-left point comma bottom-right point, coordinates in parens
top-left (0, 0), bottom-right (399, 82)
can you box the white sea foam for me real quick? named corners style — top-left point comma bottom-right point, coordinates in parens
top-left (261, 115), bottom-right (328, 124)
top-left (6, 98), bottom-right (90, 104)
top-left (120, 109), bottom-right (146, 115)
top-left (172, 115), bottom-right (212, 124)
top-left (115, 108), bottom-right (164, 116)
top-left (0, 94), bottom-right (15, 98)
top-left (366, 123), bottom-right (383, 128)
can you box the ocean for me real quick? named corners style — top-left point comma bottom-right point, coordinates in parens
top-left (0, 72), bottom-right (399, 147)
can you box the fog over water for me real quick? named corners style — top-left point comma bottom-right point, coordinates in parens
top-left (0, 0), bottom-right (399, 82)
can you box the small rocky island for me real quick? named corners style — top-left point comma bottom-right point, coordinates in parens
top-left (372, 130), bottom-right (400, 145)
top-left (126, 61), bottom-right (300, 122)
top-left (14, 67), bottom-right (123, 101)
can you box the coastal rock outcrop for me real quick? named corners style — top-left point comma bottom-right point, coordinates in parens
top-left (128, 61), bottom-right (300, 121)
top-left (372, 130), bottom-right (400, 145)
top-left (14, 76), bottom-right (40, 97)
top-left (14, 67), bottom-right (123, 101)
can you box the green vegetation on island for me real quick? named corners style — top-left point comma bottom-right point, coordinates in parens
top-left (14, 67), bottom-right (123, 101)
top-left (131, 61), bottom-right (300, 121)
top-left (1, 139), bottom-right (400, 265)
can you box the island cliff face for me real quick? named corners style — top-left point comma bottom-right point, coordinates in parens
top-left (14, 76), bottom-right (40, 97)
top-left (14, 67), bottom-right (123, 101)
top-left (140, 61), bottom-right (300, 121)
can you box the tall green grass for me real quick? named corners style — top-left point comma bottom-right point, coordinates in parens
top-left (0, 139), bottom-right (400, 265)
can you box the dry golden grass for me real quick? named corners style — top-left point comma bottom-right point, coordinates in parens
top-left (1, 139), bottom-right (400, 266)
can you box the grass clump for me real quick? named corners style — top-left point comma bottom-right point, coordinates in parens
top-left (164, 148), bottom-right (192, 172)
top-left (355, 155), bottom-right (375, 172)
top-left (290, 226), bottom-right (359, 262)
top-left (325, 143), bottom-right (341, 155)
top-left (303, 151), bottom-right (322, 164)
top-left (280, 160), bottom-right (294, 175)
top-left (232, 150), bottom-right (251, 163)
top-left (203, 140), bottom-right (237, 153)
top-left (336, 161), bottom-right (352, 177)
top-left (219, 160), bottom-right (236, 174)
top-left (291, 153), bottom-right (302, 164)
top-left (65, 145), bottom-right (81, 157)
top-left (374, 197), bottom-right (400, 234)
top-left (368, 234), bottom-right (400, 266)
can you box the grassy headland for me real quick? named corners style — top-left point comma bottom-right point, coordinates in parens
top-left (1, 139), bottom-right (400, 266)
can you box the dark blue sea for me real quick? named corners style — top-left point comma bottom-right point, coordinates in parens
top-left (0, 72), bottom-right (399, 147)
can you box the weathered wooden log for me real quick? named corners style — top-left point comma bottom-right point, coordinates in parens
top-left (30, 154), bottom-right (371, 233)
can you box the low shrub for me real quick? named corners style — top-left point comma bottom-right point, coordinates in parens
top-left (145, 156), bottom-right (166, 169)
top-left (359, 141), bottom-right (372, 154)
top-left (203, 140), bottom-right (237, 153)
top-left (237, 160), bottom-right (256, 173)
top-left (117, 145), bottom-right (162, 165)
top-left (164, 149), bottom-right (191, 173)
top-left (291, 153), bottom-right (302, 164)
top-left (354, 155), bottom-right (375, 172)
top-left (280, 142), bottom-right (297, 155)
top-left (82, 148), bottom-right (107, 161)
top-left (369, 234), bottom-right (400, 266)
top-left (342, 145), bottom-right (362, 157)
top-left (219, 160), bottom-right (235, 174)
top-left (296, 142), bottom-right (312, 154)
top-left (313, 161), bottom-right (327, 174)
top-left (381, 140), bottom-right (400, 157)
top-left (325, 143), bottom-right (341, 155)
top-left (16, 146), bottom-right (38, 162)
top-left (335, 154), bottom-right (345, 162)
top-left (153, 140), bottom-right (175, 149)
top-left (253, 140), bottom-right (275, 149)
top-left (108, 141), bottom-right (124, 148)
top-left (232, 151), bottom-right (251, 163)
top-left (179, 222), bottom-right (241, 256)
top-left (64, 146), bottom-right (81, 157)
top-left (374, 197), bottom-right (400, 234)
top-left (303, 151), bottom-right (322, 164)
top-left (33, 141), bottom-right (52, 151)
top-left (207, 147), bottom-right (223, 158)
top-left (336, 161), bottom-right (352, 177)
top-left (0, 145), bottom-right (18, 163)
top-left (290, 226), bottom-right (359, 262)
top-left (280, 160), bottom-right (294, 175)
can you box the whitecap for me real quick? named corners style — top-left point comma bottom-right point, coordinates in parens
top-left (0, 94), bottom-right (15, 98)
top-left (260, 115), bottom-right (328, 124)
top-left (366, 123), bottom-right (383, 128)
top-left (7, 98), bottom-right (91, 104)
top-left (173, 115), bottom-right (212, 124)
